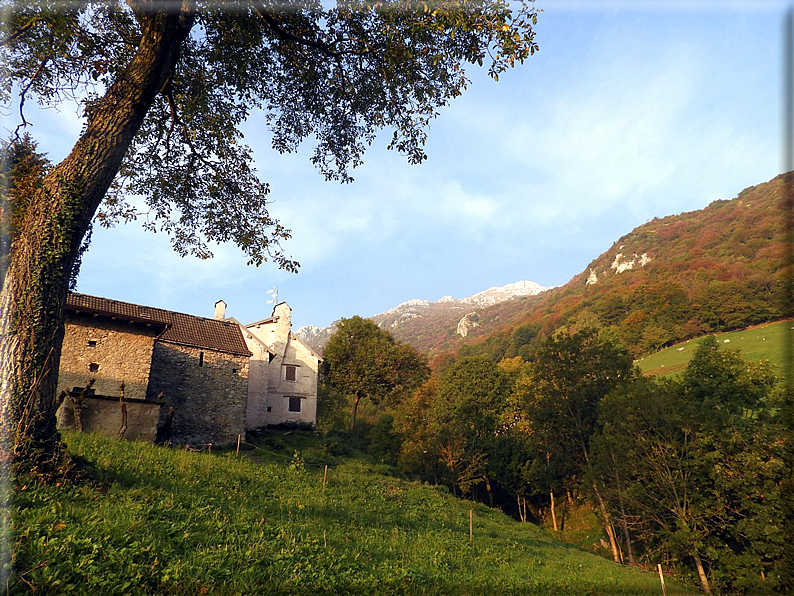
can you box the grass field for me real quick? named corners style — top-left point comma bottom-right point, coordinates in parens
top-left (637, 319), bottom-right (793, 377)
top-left (6, 432), bottom-right (697, 595)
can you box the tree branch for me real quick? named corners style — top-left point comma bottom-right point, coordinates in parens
top-left (14, 51), bottom-right (52, 142)
top-left (0, 15), bottom-right (42, 47)
top-left (252, 1), bottom-right (338, 58)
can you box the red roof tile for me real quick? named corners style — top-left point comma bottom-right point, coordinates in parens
top-left (67, 293), bottom-right (251, 357)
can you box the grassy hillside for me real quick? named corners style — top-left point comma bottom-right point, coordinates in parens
top-left (638, 319), bottom-right (793, 377)
top-left (7, 432), bottom-right (696, 595)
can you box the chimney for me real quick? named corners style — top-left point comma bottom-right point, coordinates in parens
top-left (214, 300), bottom-right (227, 320)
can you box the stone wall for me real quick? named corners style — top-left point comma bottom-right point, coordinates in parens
top-left (56, 394), bottom-right (163, 442)
top-left (147, 342), bottom-right (249, 446)
top-left (58, 314), bottom-right (159, 401)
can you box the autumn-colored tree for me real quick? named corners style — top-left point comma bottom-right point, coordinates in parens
top-left (393, 377), bottom-right (443, 482)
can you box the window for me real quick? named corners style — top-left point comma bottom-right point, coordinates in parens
top-left (284, 365), bottom-right (297, 382)
top-left (288, 397), bottom-right (302, 412)
top-left (199, 351), bottom-right (204, 367)
top-left (87, 340), bottom-right (97, 347)
top-left (88, 362), bottom-right (99, 373)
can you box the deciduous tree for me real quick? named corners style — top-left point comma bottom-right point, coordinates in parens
top-left (431, 355), bottom-right (510, 498)
top-left (323, 316), bottom-right (429, 429)
top-left (517, 327), bottom-right (636, 561)
top-left (589, 338), bottom-right (785, 594)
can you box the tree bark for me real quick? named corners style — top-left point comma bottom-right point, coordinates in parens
top-left (0, 0), bottom-right (195, 477)
top-left (349, 394), bottom-right (361, 430)
top-left (592, 482), bottom-right (621, 563)
top-left (611, 448), bottom-right (635, 565)
top-left (692, 550), bottom-right (712, 595)
top-left (484, 474), bottom-right (493, 507)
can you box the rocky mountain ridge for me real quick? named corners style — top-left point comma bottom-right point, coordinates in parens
top-left (452, 173), bottom-right (789, 360)
top-left (294, 280), bottom-right (551, 353)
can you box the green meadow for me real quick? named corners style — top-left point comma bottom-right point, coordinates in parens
top-left (637, 319), bottom-right (793, 377)
top-left (6, 432), bottom-right (696, 595)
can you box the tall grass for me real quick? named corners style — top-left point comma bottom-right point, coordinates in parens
top-left (7, 432), bottom-right (695, 594)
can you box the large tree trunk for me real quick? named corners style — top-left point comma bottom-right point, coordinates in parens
top-left (349, 395), bottom-right (361, 430)
top-left (0, 1), bottom-right (195, 477)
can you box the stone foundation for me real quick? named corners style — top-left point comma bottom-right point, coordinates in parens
top-left (56, 394), bottom-right (163, 442)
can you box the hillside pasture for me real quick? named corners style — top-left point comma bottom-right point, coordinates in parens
top-left (7, 432), bottom-right (697, 595)
top-left (638, 319), bottom-right (793, 377)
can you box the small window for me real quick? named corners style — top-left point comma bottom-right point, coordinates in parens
top-left (199, 351), bottom-right (204, 367)
top-left (284, 365), bottom-right (297, 382)
top-left (87, 340), bottom-right (97, 348)
top-left (88, 362), bottom-right (99, 373)
top-left (288, 397), bottom-right (301, 412)
top-left (266, 406), bottom-right (272, 412)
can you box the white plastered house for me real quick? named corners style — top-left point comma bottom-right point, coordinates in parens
top-left (215, 300), bottom-right (320, 429)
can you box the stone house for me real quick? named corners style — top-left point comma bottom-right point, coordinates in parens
top-left (57, 293), bottom-right (251, 446)
top-left (216, 300), bottom-right (321, 429)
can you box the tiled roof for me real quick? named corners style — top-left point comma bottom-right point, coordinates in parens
top-left (66, 293), bottom-right (252, 357)
top-left (67, 293), bottom-right (171, 327)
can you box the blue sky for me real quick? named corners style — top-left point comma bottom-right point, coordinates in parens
top-left (11, 1), bottom-right (788, 330)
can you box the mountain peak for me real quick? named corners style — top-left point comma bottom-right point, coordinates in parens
top-left (294, 280), bottom-right (551, 353)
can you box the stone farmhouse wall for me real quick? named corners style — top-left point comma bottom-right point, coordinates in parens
top-left (147, 342), bottom-right (249, 446)
top-left (244, 340), bottom-right (271, 430)
top-left (56, 394), bottom-right (162, 442)
top-left (58, 314), bottom-right (159, 401)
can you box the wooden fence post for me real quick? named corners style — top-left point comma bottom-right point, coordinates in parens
top-left (236, 434), bottom-right (241, 457)
top-left (323, 464), bottom-right (328, 491)
top-left (117, 382), bottom-right (127, 440)
top-left (469, 509), bottom-right (473, 542)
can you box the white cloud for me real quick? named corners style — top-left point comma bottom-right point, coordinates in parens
top-left (510, 43), bottom-right (700, 209)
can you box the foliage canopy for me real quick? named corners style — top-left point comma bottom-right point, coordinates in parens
top-left (1, 0), bottom-right (539, 266)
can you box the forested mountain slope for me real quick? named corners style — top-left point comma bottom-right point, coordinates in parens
top-left (451, 172), bottom-right (790, 359)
